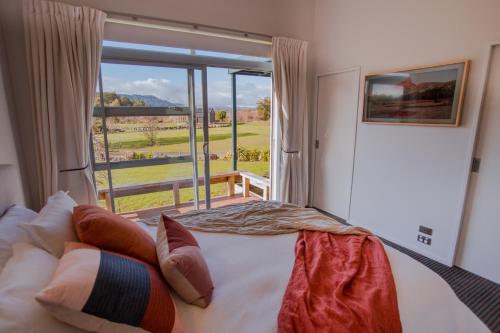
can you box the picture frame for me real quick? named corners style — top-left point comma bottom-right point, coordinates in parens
top-left (362, 60), bottom-right (469, 126)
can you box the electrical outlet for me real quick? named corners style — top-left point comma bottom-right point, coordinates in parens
top-left (417, 234), bottom-right (432, 245)
top-left (419, 225), bottom-right (433, 236)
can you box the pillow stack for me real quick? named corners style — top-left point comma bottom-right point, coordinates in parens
top-left (7, 193), bottom-right (214, 333)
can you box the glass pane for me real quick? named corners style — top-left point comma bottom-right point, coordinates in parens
top-left (102, 40), bottom-right (272, 63)
top-left (103, 40), bottom-right (191, 55)
top-left (94, 63), bottom-right (199, 214)
top-left (235, 74), bottom-right (271, 178)
top-left (206, 67), bottom-right (233, 177)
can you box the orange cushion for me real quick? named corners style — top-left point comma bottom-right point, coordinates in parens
top-left (73, 205), bottom-right (157, 266)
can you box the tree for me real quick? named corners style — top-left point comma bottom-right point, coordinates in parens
top-left (132, 99), bottom-right (146, 107)
top-left (143, 117), bottom-right (159, 146)
top-left (215, 110), bottom-right (227, 122)
top-left (119, 96), bottom-right (133, 106)
top-left (257, 97), bottom-right (271, 121)
top-left (94, 92), bottom-right (147, 107)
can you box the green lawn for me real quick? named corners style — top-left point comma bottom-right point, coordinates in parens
top-left (94, 121), bottom-right (270, 212)
top-left (99, 121), bottom-right (270, 156)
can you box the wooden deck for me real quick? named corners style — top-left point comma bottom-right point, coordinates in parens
top-left (99, 170), bottom-right (270, 212)
top-left (121, 193), bottom-right (259, 222)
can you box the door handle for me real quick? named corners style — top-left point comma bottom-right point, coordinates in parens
top-left (203, 142), bottom-right (209, 156)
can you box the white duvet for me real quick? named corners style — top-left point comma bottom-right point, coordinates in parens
top-left (142, 225), bottom-right (490, 333)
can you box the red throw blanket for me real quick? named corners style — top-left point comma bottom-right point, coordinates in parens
top-left (278, 231), bottom-right (402, 333)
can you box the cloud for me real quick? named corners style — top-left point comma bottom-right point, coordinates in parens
top-left (103, 76), bottom-right (271, 108)
top-left (236, 81), bottom-right (271, 107)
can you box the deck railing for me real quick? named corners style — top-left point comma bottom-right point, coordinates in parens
top-left (97, 170), bottom-right (270, 211)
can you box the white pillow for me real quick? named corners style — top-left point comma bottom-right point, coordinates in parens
top-left (0, 205), bottom-right (38, 270)
top-left (0, 242), bottom-right (84, 333)
top-left (20, 191), bottom-right (77, 257)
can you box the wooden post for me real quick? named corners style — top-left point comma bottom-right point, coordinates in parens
top-left (227, 175), bottom-right (235, 197)
top-left (173, 183), bottom-right (181, 207)
top-left (104, 192), bottom-right (112, 211)
top-left (263, 186), bottom-right (270, 200)
top-left (242, 176), bottom-right (250, 197)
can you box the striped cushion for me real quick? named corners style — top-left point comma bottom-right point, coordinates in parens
top-left (36, 242), bottom-right (183, 333)
top-left (156, 214), bottom-right (214, 308)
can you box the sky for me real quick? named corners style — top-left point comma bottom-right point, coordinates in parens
top-left (101, 41), bottom-right (272, 108)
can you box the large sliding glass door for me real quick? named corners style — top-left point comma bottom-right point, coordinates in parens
top-left (90, 43), bottom-right (273, 215)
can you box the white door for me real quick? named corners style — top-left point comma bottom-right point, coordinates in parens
top-left (312, 69), bottom-right (359, 220)
top-left (457, 46), bottom-right (500, 283)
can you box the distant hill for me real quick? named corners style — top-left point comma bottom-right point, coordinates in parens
top-left (119, 94), bottom-right (181, 107)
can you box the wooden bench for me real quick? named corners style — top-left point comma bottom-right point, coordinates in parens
top-left (239, 171), bottom-right (270, 200)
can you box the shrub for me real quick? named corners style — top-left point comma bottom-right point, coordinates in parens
top-left (130, 152), bottom-right (153, 160)
top-left (261, 148), bottom-right (270, 162)
top-left (224, 147), bottom-right (271, 162)
top-left (215, 110), bottom-right (227, 122)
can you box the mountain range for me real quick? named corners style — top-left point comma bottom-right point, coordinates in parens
top-left (118, 93), bottom-right (254, 110)
top-left (119, 94), bottom-right (181, 107)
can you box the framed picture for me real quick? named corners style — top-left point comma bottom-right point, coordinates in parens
top-left (362, 61), bottom-right (469, 126)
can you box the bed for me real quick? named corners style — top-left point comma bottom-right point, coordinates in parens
top-left (140, 216), bottom-right (491, 333)
top-left (0, 166), bottom-right (491, 333)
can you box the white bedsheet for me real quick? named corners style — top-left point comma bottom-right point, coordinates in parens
top-left (142, 226), bottom-right (490, 333)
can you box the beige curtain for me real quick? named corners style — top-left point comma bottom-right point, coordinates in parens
top-left (23, 0), bottom-right (106, 206)
top-left (272, 37), bottom-right (309, 207)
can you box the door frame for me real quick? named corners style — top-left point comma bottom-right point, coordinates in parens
top-left (451, 41), bottom-right (500, 264)
top-left (310, 67), bottom-right (361, 220)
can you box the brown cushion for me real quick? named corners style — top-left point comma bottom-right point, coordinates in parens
top-left (156, 214), bottom-right (214, 308)
top-left (73, 205), bottom-right (157, 266)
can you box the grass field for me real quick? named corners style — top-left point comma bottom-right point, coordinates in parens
top-left (94, 120), bottom-right (270, 212)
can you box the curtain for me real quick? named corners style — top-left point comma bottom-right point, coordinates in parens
top-left (272, 37), bottom-right (309, 207)
top-left (23, 0), bottom-right (106, 207)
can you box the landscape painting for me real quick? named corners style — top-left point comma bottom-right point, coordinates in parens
top-left (363, 61), bottom-right (468, 126)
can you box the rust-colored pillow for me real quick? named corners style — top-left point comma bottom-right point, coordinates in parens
top-left (73, 205), bottom-right (157, 266)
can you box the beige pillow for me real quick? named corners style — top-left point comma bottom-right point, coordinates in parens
top-left (20, 191), bottom-right (77, 257)
top-left (0, 242), bottom-right (84, 333)
top-left (156, 214), bottom-right (214, 308)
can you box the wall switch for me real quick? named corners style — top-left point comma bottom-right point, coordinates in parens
top-left (417, 234), bottom-right (432, 245)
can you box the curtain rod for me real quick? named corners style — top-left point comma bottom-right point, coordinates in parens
top-left (105, 12), bottom-right (273, 46)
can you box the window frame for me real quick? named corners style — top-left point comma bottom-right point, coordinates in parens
top-left (92, 45), bottom-right (273, 212)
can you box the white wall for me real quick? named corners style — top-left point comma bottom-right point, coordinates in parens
top-left (312, 0), bottom-right (500, 271)
top-left (0, 30), bottom-right (25, 206)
